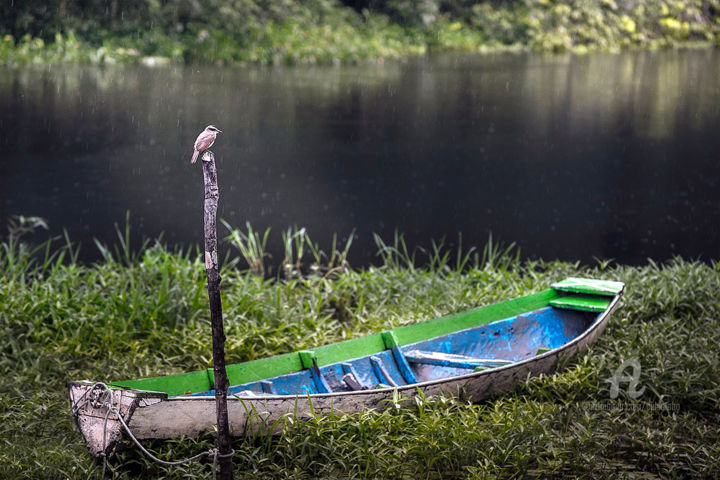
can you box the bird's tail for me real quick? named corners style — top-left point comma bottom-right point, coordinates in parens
top-left (191, 150), bottom-right (199, 164)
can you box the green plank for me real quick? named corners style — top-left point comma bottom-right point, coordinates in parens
top-left (310, 333), bottom-right (386, 369)
top-left (225, 351), bottom-right (303, 387)
top-left (110, 369), bottom-right (211, 397)
top-left (551, 277), bottom-right (624, 296)
top-left (549, 294), bottom-right (611, 312)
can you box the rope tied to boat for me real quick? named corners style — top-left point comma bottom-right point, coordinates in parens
top-left (71, 382), bottom-right (234, 479)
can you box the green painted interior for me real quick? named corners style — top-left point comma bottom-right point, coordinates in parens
top-left (298, 350), bottom-right (316, 369)
top-left (551, 277), bottom-right (624, 296)
top-left (110, 369), bottom-right (211, 397)
top-left (549, 294), bottom-right (612, 312)
top-left (111, 283), bottom-right (612, 394)
top-left (382, 331), bottom-right (400, 349)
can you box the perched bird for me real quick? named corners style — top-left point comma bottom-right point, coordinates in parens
top-left (190, 125), bottom-right (222, 164)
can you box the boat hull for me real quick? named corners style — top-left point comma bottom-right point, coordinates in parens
top-left (69, 288), bottom-right (620, 457)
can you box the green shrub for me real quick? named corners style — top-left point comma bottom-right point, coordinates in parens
top-left (0, 1), bottom-right (718, 65)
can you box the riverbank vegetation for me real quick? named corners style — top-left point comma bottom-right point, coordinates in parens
top-left (1, 217), bottom-right (719, 478)
top-left (1, 0), bottom-right (719, 65)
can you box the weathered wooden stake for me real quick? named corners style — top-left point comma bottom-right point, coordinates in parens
top-left (201, 150), bottom-right (233, 480)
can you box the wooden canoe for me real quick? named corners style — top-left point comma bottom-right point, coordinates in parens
top-left (69, 277), bottom-right (624, 459)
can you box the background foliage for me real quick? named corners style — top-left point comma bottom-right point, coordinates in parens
top-left (1, 0), bottom-right (719, 64)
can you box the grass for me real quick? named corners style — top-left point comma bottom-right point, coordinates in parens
top-left (1, 217), bottom-right (719, 478)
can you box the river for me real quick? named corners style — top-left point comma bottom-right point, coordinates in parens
top-left (1, 50), bottom-right (719, 267)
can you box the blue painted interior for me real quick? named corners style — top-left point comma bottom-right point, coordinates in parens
top-left (187, 306), bottom-right (597, 397)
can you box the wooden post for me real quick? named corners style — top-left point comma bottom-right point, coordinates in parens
top-left (200, 150), bottom-right (233, 480)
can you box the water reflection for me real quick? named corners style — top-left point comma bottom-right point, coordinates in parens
top-left (0, 50), bottom-right (718, 266)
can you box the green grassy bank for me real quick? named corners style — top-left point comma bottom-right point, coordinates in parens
top-left (1, 0), bottom-right (719, 66)
top-left (1, 218), bottom-right (719, 478)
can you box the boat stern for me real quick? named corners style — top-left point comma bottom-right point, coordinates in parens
top-left (68, 381), bottom-right (166, 460)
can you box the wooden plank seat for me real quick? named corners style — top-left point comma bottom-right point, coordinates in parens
top-left (403, 350), bottom-right (513, 370)
top-left (370, 356), bottom-right (398, 387)
top-left (341, 362), bottom-right (367, 391)
top-left (381, 331), bottom-right (419, 384)
top-left (299, 350), bottom-right (332, 393)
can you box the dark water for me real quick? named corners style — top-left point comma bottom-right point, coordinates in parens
top-left (1, 51), bottom-right (719, 267)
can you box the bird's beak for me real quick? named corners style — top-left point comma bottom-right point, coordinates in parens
top-left (217, 130), bottom-right (223, 134)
